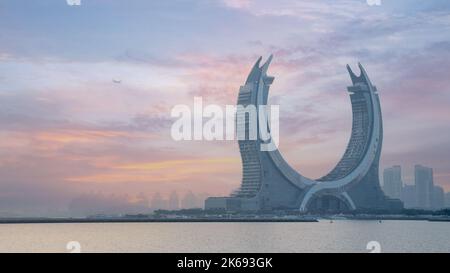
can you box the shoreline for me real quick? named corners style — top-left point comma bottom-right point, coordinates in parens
top-left (0, 217), bottom-right (319, 224)
top-left (0, 216), bottom-right (449, 224)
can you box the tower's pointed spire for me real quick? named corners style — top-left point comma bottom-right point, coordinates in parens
top-left (246, 56), bottom-right (262, 84)
top-left (261, 54), bottom-right (273, 75)
top-left (357, 62), bottom-right (373, 87)
top-left (346, 64), bottom-right (360, 84)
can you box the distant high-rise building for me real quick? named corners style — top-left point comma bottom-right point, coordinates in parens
top-left (445, 192), bottom-right (450, 208)
top-left (150, 192), bottom-right (167, 210)
top-left (401, 185), bottom-right (417, 208)
top-left (168, 191), bottom-right (179, 210)
top-left (197, 193), bottom-right (210, 209)
top-left (432, 186), bottom-right (445, 210)
top-left (415, 165), bottom-right (434, 209)
top-left (383, 165), bottom-right (403, 199)
top-left (181, 191), bottom-right (199, 209)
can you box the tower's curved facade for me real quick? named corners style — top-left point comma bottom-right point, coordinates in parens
top-left (205, 56), bottom-right (403, 213)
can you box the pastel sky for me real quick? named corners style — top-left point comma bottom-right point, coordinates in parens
top-left (1, 0), bottom-right (450, 215)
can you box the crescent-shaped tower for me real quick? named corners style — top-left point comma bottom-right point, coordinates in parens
top-left (205, 56), bottom-right (403, 213)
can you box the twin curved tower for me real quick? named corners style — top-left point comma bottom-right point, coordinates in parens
top-left (205, 56), bottom-right (403, 213)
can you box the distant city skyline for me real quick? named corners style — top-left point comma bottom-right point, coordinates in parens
top-left (66, 191), bottom-right (207, 218)
top-left (383, 164), bottom-right (448, 210)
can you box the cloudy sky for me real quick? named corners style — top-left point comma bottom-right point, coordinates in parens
top-left (1, 0), bottom-right (450, 215)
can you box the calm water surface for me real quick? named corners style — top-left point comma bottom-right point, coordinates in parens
top-left (0, 220), bottom-right (449, 253)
